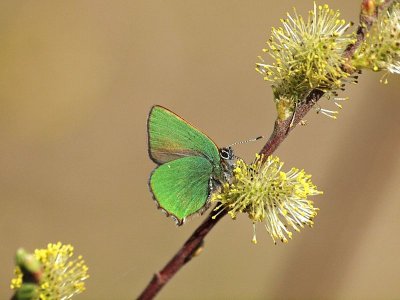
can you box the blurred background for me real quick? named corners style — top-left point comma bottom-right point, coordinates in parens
top-left (1, 1), bottom-right (399, 299)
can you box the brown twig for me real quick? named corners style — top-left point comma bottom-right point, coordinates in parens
top-left (137, 207), bottom-right (227, 300)
top-left (260, 0), bottom-right (395, 158)
top-left (138, 1), bottom-right (394, 299)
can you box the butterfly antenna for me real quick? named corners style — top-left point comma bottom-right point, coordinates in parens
top-left (227, 135), bottom-right (264, 147)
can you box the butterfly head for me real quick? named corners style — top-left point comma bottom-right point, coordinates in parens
top-left (219, 147), bottom-right (235, 182)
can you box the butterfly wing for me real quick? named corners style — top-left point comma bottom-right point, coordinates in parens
top-left (147, 105), bottom-right (221, 166)
top-left (149, 156), bottom-right (214, 225)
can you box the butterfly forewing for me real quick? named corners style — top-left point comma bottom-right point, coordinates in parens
top-left (148, 106), bottom-right (221, 166)
top-left (150, 156), bottom-right (214, 224)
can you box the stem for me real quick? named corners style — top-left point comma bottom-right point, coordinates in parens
top-left (137, 208), bottom-right (227, 300)
top-left (261, 0), bottom-right (395, 157)
top-left (138, 1), bottom-right (394, 299)
top-left (259, 94), bottom-right (320, 158)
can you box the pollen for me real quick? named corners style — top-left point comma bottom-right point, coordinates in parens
top-left (256, 2), bottom-right (357, 119)
top-left (10, 242), bottom-right (89, 300)
top-left (212, 155), bottom-right (323, 244)
top-left (353, 2), bottom-right (400, 81)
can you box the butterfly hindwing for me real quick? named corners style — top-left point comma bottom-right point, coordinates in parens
top-left (149, 156), bottom-right (214, 224)
top-left (147, 105), bottom-right (220, 166)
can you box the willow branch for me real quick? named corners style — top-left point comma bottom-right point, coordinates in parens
top-left (138, 1), bottom-right (394, 299)
top-left (138, 208), bottom-right (227, 300)
top-left (260, 0), bottom-right (394, 158)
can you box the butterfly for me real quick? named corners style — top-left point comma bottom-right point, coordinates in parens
top-left (147, 105), bottom-right (235, 225)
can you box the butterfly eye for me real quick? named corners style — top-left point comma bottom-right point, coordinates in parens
top-left (220, 149), bottom-right (228, 159)
top-left (220, 147), bottom-right (233, 160)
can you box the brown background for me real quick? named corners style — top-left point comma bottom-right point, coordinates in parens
top-left (1, 1), bottom-right (399, 299)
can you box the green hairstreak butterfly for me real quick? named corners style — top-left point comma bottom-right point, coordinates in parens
top-left (147, 105), bottom-right (235, 225)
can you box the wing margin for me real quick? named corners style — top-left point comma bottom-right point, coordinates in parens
top-left (149, 156), bottom-right (214, 225)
